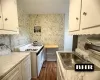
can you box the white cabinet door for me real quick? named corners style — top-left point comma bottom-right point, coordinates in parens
top-left (0, 4), bottom-right (3, 29)
top-left (81, 0), bottom-right (100, 30)
top-left (21, 55), bottom-right (31, 80)
top-left (1, 0), bottom-right (19, 31)
top-left (37, 52), bottom-right (42, 76)
top-left (83, 71), bottom-right (100, 80)
top-left (68, 0), bottom-right (81, 32)
top-left (41, 48), bottom-right (45, 65)
top-left (37, 48), bottom-right (45, 77)
top-left (1, 63), bottom-right (22, 80)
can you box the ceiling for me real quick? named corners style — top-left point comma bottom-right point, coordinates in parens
top-left (18, 0), bottom-right (69, 14)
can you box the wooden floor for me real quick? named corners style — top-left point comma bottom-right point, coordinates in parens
top-left (32, 61), bottom-right (57, 80)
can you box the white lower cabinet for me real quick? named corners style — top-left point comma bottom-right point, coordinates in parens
top-left (1, 55), bottom-right (31, 80)
top-left (37, 48), bottom-right (45, 76)
top-left (37, 51), bottom-right (42, 76)
top-left (1, 63), bottom-right (22, 80)
top-left (21, 55), bottom-right (31, 80)
top-left (31, 48), bottom-right (45, 78)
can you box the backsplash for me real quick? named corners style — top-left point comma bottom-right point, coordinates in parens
top-left (0, 35), bottom-right (10, 48)
top-left (10, 4), bottom-right (31, 49)
top-left (78, 35), bottom-right (100, 51)
top-left (0, 2), bottom-right (31, 51)
top-left (29, 14), bottom-right (65, 50)
top-left (78, 35), bottom-right (100, 68)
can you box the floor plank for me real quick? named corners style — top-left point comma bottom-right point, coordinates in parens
top-left (32, 61), bottom-right (57, 80)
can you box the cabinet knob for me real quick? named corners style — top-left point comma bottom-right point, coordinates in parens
top-left (76, 17), bottom-right (79, 20)
top-left (5, 18), bottom-right (8, 21)
top-left (83, 12), bottom-right (87, 16)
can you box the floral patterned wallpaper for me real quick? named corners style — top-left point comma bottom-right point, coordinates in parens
top-left (29, 14), bottom-right (65, 50)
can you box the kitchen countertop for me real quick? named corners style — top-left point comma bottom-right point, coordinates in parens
top-left (0, 52), bottom-right (30, 79)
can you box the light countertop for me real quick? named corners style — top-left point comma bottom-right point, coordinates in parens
top-left (0, 52), bottom-right (30, 79)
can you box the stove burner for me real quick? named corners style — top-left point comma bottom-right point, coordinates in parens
top-left (25, 49), bottom-right (38, 51)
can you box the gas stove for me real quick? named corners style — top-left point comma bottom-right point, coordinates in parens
top-left (19, 44), bottom-right (43, 52)
top-left (25, 49), bottom-right (38, 51)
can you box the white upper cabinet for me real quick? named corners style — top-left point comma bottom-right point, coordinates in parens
top-left (0, 0), bottom-right (19, 34)
top-left (81, 0), bottom-right (100, 30)
top-left (69, 0), bottom-right (100, 34)
top-left (1, 0), bottom-right (18, 31)
top-left (1, 64), bottom-right (22, 80)
top-left (0, 4), bottom-right (3, 29)
top-left (21, 55), bottom-right (31, 80)
top-left (69, 0), bottom-right (81, 32)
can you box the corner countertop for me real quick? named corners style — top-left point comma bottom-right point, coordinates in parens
top-left (0, 52), bottom-right (30, 79)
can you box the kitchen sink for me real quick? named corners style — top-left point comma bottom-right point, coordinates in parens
top-left (59, 52), bottom-right (92, 69)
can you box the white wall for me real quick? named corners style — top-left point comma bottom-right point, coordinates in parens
top-left (64, 14), bottom-right (73, 51)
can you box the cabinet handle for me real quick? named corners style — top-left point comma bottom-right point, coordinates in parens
top-left (0, 16), bottom-right (1, 18)
top-left (5, 18), bottom-right (8, 21)
top-left (76, 17), bottom-right (79, 20)
top-left (83, 12), bottom-right (87, 16)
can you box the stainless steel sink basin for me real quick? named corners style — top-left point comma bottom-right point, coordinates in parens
top-left (57, 52), bottom-right (100, 70)
top-left (59, 52), bottom-right (92, 69)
